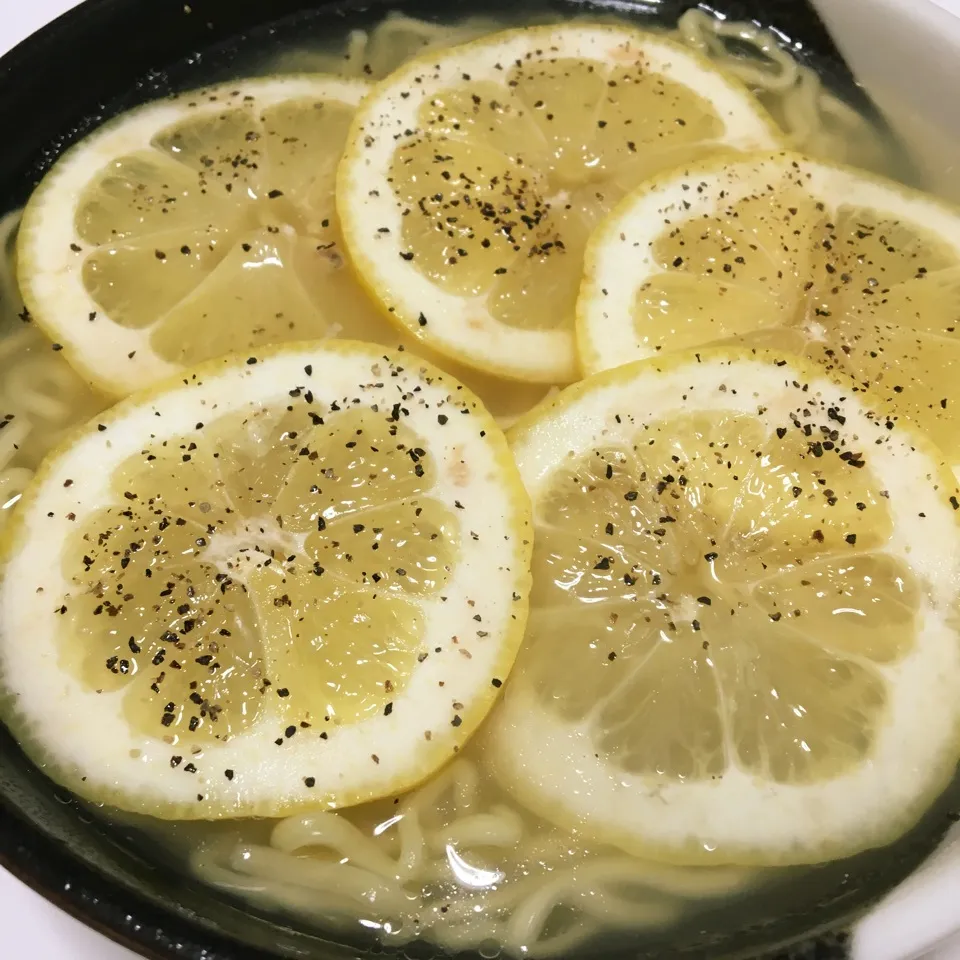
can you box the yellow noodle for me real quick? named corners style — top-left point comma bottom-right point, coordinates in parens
top-left (2, 358), bottom-right (78, 423)
top-left (0, 417), bottom-right (32, 471)
top-left (678, 8), bottom-right (800, 92)
top-left (676, 7), bottom-right (889, 170)
top-left (0, 467), bottom-right (33, 509)
top-left (437, 806), bottom-right (525, 849)
top-left (0, 327), bottom-right (34, 364)
top-left (193, 848), bottom-right (383, 930)
top-left (228, 843), bottom-right (412, 915)
top-left (571, 856), bottom-right (755, 899)
top-left (395, 804), bottom-right (427, 876)
top-left (270, 812), bottom-right (401, 880)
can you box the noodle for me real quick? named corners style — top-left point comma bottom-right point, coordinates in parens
top-left (192, 757), bottom-right (758, 956)
top-left (676, 8), bottom-right (892, 171)
top-left (268, 11), bottom-right (503, 79)
top-left (0, 212), bottom-right (106, 530)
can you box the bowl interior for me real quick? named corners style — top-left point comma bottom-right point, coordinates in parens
top-left (0, 1), bottom-right (949, 959)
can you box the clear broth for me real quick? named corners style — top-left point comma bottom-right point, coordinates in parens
top-left (0, 4), bottom-right (956, 960)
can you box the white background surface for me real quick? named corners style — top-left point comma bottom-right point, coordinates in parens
top-left (2, 0), bottom-right (960, 958)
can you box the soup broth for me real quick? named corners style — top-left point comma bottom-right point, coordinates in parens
top-left (0, 5), bottom-right (957, 960)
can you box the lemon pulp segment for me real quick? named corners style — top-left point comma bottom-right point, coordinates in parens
top-left (338, 24), bottom-right (781, 383)
top-left (488, 350), bottom-right (960, 865)
top-left (0, 342), bottom-right (532, 818)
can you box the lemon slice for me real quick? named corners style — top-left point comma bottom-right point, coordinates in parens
top-left (577, 151), bottom-right (960, 471)
top-left (337, 24), bottom-right (781, 384)
top-left (0, 341), bottom-right (531, 819)
top-left (16, 76), bottom-right (395, 398)
top-left (485, 349), bottom-right (960, 866)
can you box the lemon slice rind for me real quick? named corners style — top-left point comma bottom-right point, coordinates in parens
top-left (337, 24), bottom-right (782, 385)
top-left (0, 340), bottom-right (532, 819)
top-left (488, 348), bottom-right (960, 866)
top-left (17, 76), bottom-right (369, 399)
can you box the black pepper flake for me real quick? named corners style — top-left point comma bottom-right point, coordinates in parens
top-left (285, 725), bottom-right (297, 738)
top-left (277, 688), bottom-right (290, 697)
top-left (438, 414), bottom-right (448, 425)
top-left (170, 756), bottom-right (182, 768)
top-left (704, 552), bottom-right (718, 562)
top-left (951, 496), bottom-right (960, 511)
top-left (624, 490), bottom-right (638, 501)
top-left (491, 678), bottom-right (502, 688)
top-left (225, 769), bottom-right (234, 780)
top-left (267, 189), bottom-right (284, 198)
top-left (400, 251), bottom-right (415, 261)
top-left (183, 763), bottom-right (197, 774)
top-left (304, 776), bottom-right (316, 788)
top-left (845, 533), bottom-right (857, 545)
top-left (384, 702), bottom-right (394, 716)
top-left (418, 312), bottom-right (428, 326)
top-left (451, 715), bottom-right (462, 727)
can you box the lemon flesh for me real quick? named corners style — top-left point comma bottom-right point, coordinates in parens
top-left (578, 152), bottom-right (960, 470)
top-left (338, 24), bottom-right (781, 384)
top-left (0, 342), bottom-right (531, 819)
top-left (487, 350), bottom-right (960, 866)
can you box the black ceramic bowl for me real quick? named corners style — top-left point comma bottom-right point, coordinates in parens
top-left (0, 2), bottom-right (948, 958)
